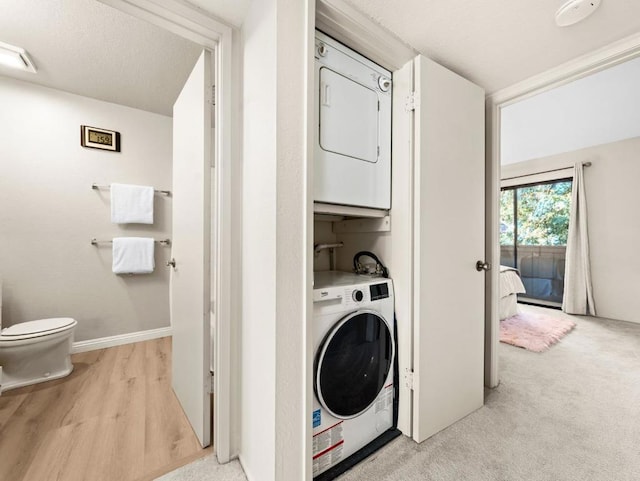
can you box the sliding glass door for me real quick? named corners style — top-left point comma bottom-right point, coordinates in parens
top-left (500, 179), bottom-right (572, 305)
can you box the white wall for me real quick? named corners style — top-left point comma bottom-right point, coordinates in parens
top-left (313, 220), bottom-right (337, 271)
top-left (240, 0), bottom-right (312, 479)
top-left (501, 136), bottom-right (640, 324)
top-left (0, 77), bottom-right (172, 341)
top-left (241, 0), bottom-right (277, 475)
top-left (313, 219), bottom-right (392, 273)
top-left (501, 56), bottom-right (640, 165)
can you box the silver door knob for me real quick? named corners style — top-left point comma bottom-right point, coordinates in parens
top-left (476, 261), bottom-right (490, 272)
top-left (166, 258), bottom-right (176, 268)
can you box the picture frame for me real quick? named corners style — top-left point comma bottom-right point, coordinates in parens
top-left (80, 125), bottom-right (120, 152)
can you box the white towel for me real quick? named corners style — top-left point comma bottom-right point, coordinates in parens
top-left (112, 237), bottom-right (155, 274)
top-left (110, 183), bottom-right (154, 224)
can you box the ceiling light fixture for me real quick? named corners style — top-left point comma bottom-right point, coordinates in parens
top-left (555, 0), bottom-right (601, 27)
top-left (0, 41), bottom-right (37, 73)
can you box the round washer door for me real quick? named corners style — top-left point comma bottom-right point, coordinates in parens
top-left (315, 309), bottom-right (394, 419)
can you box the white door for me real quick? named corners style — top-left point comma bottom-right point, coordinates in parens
top-left (412, 54), bottom-right (486, 442)
top-left (171, 49), bottom-right (212, 447)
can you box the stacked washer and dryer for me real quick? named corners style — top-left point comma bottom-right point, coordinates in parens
top-left (313, 32), bottom-right (398, 479)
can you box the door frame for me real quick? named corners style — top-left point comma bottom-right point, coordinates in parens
top-left (485, 32), bottom-right (640, 387)
top-left (98, 0), bottom-right (237, 462)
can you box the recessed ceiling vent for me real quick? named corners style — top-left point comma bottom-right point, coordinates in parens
top-left (555, 0), bottom-right (602, 27)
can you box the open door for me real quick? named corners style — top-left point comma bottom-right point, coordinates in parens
top-left (411, 55), bottom-right (486, 442)
top-left (170, 49), bottom-right (212, 447)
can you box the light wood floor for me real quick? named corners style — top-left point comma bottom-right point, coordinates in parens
top-left (0, 337), bottom-right (207, 481)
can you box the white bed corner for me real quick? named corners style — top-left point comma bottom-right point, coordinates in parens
top-left (499, 265), bottom-right (526, 320)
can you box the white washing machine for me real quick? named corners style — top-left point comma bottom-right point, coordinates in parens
top-left (312, 271), bottom-right (395, 478)
top-left (314, 31), bottom-right (392, 210)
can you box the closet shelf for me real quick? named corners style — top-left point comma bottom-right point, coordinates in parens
top-left (332, 216), bottom-right (390, 234)
top-left (313, 202), bottom-right (388, 219)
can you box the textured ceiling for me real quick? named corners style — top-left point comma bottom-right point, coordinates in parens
top-left (186, 0), bottom-right (251, 27)
top-left (0, 0), bottom-right (203, 116)
top-left (343, 0), bottom-right (640, 93)
top-left (6, 1), bottom-right (639, 114)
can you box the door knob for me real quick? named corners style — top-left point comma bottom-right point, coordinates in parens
top-left (166, 258), bottom-right (176, 268)
top-left (476, 260), bottom-right (490, 272)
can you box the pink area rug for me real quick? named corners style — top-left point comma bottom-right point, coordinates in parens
top-left (500, 311), bottom-right (576, 352)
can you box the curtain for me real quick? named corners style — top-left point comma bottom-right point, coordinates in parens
top-left (563, 162), bottom-right (596, 315)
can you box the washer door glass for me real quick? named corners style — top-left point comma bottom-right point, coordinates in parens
top-left (316, 310), bottom-right (393, 419)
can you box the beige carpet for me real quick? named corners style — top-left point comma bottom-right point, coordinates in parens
top-left (158, 305), bottom-right (640, 481)
top-left (155, 454), bottom-right (246, 481)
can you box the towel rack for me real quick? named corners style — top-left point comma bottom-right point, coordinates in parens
top-left (91, 183), bottom-right (171, 196)
top-left (91, 238), bottom-right (171, 246)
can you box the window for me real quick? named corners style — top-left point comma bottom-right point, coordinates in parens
top-left (500, 179), bottom-right (572, 305)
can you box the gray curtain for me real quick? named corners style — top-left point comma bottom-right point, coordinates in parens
top-left (563, 162), bottom-right (596, 315)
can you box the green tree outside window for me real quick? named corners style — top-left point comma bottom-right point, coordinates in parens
top-left (500, 181), bottom-right (572, 247)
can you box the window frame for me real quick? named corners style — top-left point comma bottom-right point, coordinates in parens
top-left (500, 177), bottom-right (573, 305)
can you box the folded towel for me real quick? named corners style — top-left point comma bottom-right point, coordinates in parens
top-left (110, 183), bottom-right (154, 224)
top-left (112, 237), bottom-right (155, 274)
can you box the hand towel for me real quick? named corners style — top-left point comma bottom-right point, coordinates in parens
top-left (110, 183), bottom-right (154, 224)
top-left (112, 237), bottom-right (155, 274)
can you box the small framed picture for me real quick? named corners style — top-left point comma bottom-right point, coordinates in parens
top-left (81, 125), bottom-right (121, 152)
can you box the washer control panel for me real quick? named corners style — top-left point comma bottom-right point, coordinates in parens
top-left (312, 272), bottom-right (393, 313)
top-left (369, 282), bottom-right (390, 301)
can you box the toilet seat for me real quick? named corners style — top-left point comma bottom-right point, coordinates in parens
top-left (0, 317), bottom-right (77, 341)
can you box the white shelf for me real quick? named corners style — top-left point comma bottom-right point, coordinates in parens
top-left (313, 202), bottom-right (388, 219)
top-left (333, 216), bottom-right (390, 234)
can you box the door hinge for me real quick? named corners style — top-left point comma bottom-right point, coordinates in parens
top-left (209, 84), bottom-right (216, 170)
top-left (208, 371), bottom-right (215, 394)
top-left (404, 368), bottom-right (415, 391)
top-left (405, 92), bottom-right (419, 112)
top-left (207, 85), bottom-right (216, 106)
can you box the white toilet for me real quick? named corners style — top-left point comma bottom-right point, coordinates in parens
top-left (0, 317), bottom-right (78, 393)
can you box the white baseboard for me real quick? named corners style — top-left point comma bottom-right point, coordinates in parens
top-left (72, 326), bottom-right (172, 353)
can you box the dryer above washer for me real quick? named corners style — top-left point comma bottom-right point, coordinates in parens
top-left (314, 31), bottom-right (392, 210)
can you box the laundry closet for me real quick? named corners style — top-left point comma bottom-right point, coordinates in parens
top-left (311, 10), bottom-right (486, 479)
top-left (312, 32), bottom-right (398, 479)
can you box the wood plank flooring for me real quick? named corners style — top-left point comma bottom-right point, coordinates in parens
top-left (0, 337), bottom-right (206, 481)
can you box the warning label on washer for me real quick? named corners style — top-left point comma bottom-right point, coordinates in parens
top-left (375, 383), bottom-right (394, 413)
top-left (313, 409), bottom-right (321, 428)
top-left (312, 421), bottom-right (344, 476)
